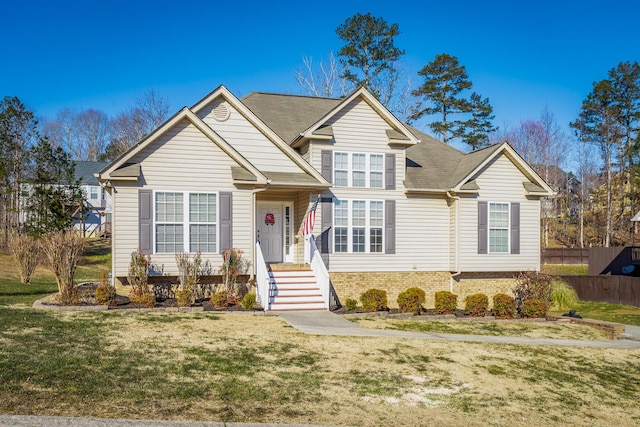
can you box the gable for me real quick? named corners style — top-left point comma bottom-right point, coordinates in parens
top-left (471, 154), bottom-right (532, 200)
top-left (197, 97), bottom-right (306, 174)
top-left (128, 118), bottom-right (250, 188)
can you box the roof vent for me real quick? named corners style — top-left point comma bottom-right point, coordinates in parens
top-left (212, 102), bottom-right (230, 121)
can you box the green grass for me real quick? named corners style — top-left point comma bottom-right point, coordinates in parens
top-left (541, 264), bottom-right (589, 276)
top-left (550, 301), bottom-right (640, 326)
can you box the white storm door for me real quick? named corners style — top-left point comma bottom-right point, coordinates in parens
top-left (257, 202), bottom-right (283, 263)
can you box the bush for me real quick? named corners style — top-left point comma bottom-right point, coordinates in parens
top-left (138, 292), bottom-right (156, 308)
top-left (40, 229), bottom-right (85, 305)
top-left (434, 291), bottom-right (457, 314)
top-left (522, 299), bottom-right (547, 318)
top-left (241, 293), bottom-right (257, 310)
top-left (550, 280), bottom-right (579, 310)
top-left (513, 271), bottom-right (553, 315)
top-left (95, 283), bottom-right (117, 305)
top-left (465, 293), bottom-right (489, 317)
top-left (176, 289), bottom-right (193, 307)
top-left (212, 290), bottom-right (232, 308)
top-left (493, 293), bottom-right (516, 319)
top-left (360, 289), bottom-right (388, 312)
top-left (345, 298), bottom-right (358, 311)
top-left (397, 287), bottom-right (426, 314)
top-left (128, 249), bottom-right (150, 302)
top-left (9, 233), bottom-right (39, 285)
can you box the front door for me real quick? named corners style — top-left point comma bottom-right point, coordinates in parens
top-left (257, 202), bottom-right (284, 263)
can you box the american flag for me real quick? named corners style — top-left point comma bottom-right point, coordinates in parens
top-left (301, 197), bottom-right (319, 237)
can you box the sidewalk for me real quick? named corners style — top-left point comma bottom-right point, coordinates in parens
top-left (277, 310), bottom-right (640, 349)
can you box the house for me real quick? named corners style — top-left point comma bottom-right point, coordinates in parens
top-left (73, 161), bottom-right (112, 237)
top-left (97, 85), bottom-right (553, 310)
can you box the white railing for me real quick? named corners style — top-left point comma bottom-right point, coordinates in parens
top-left (255, 240), bottom-right (270, 310)
top-left (308, 236), bottom-right (330, 310)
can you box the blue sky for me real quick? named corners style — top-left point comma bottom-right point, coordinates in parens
top-left (1, 0), bottom-right (638, 147)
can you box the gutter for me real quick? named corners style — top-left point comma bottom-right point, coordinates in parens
top-left (447, 191), bottom-right (462, 292)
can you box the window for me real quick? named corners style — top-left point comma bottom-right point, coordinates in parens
top-left (155, 192), bottom-right (217, 253)
top-left (334, 199), bottom-right (384, 253)
top-left (90, 186), bottom-right (99, 200)
top-left (334, 152), bottom-right (384, 188)
top-left (489, 202), bottom-right (509, 253)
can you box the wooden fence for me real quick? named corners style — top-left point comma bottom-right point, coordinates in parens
top-left (541, 248), bottom-right (588, 265)
top-left (560, 275), bottom-right (640, 308)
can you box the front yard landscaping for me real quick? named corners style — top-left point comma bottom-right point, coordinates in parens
top-left (1, 245), bottom-right (640, 426)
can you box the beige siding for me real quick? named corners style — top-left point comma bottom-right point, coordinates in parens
top-left (449, 198), bottom-right (457, 271)
top-left (458, 154), bottom-right (541, 271)
top-left (112, 119), bottom-right (253, 278)
top-left (198, 98), bottom-right (303, 173)
top-left (306, 98), bottom-right (449, 272)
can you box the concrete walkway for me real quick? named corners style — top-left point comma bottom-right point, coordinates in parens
top-left (277, 310), bottom-right (640, 349)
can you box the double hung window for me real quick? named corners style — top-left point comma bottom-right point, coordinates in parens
top-left (155, 192), bottom-right (217, 253)
top-left (334, 199), bottom-right (384, 253)
top-left (333, 152), bottom-right (384, 188)
top-left (489, 202), bottom-right (509, 253)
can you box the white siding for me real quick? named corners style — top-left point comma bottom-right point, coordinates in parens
top-left (198, 98), bottom-right (304, 174)
top-left (458, 154), bottom-right (541, 271)
top-left (112, 119), bottom-right (253, 277)
top-left (308, 98), bottom-right (449, 272)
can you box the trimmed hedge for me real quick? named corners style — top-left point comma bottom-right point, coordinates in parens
top-left (522, 298), bottom-right (547, 318)
top-left (434, 291), bottom-right (457, 314)
top-left (493, 293), bottom-right (516, 319)
top-left (397, 287), bottom-right (426, 314)
top-left (360, 289), bottom-right (388, 312)
top-left (464, 293), bottom-right (489, 317)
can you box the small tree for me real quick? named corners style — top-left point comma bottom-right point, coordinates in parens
top-left (40, 228), bottom-right (85, 305)
top-left (9, 233), bottom-right (39, 284)
top-left (512, 271), bottom-right (553, 315)
top-left (128, 248), bottom-right (151, 303)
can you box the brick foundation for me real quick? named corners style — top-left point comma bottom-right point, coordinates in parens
top-left (329, 271), bottom-right (518, 309)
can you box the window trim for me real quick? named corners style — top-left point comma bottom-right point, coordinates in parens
top-left (333, 198), bottom-right (385, 254)
top-left (153, 190), bottom-right (219, 254)
top-left (333, 151), bottom-right (385, 189)
top-left (488, 201), bottom-right (510, 254)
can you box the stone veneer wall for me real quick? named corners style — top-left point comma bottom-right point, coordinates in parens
top-left (329, 271), bottom-right (518, 309)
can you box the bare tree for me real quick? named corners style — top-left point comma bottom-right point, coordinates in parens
top-left (296, 52), bottom-right (351, 98)
top-left (43, 108), bottom-right (111, 161)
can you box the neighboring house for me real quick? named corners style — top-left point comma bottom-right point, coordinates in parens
top-left (74, 161), bottom-right (112, 237)
top-left (97, 85), bottom-right (553, 310)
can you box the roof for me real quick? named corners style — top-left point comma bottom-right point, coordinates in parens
top-left (74, 161), bottom-right (110, 185)
top-left (241, 92), bottom-right (341, 143)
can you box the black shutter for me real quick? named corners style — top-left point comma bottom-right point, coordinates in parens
top-left (321, 150), bottom-right (332, 183)
top-left (385, 153), bottom-right (396, 190)
top-left (139, 189), bottom-right (153, 254)
top-left (478, 201), bottom-right (488, 254)
top-left (385, 199), bottom-right (396, 254)
top-left (511, 202), bottom-right (520, 254)
top-left (219, 192), bottom-right (232, 251)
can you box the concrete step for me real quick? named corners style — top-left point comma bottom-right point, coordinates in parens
top-left (271, 287), bottom-right (322, 297)
top-left (269, 294), bottom-right (324, 303)
top-left (269, 301), bottom-right (327, 311)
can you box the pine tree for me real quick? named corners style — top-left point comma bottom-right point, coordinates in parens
top-left (336, 13), bottom-right (404, 99)
top-left (412, 53), bottom-right (495, 148)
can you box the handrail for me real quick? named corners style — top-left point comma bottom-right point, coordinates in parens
top-left (255, 240), bottom-right (270, 310)
top-left (309, 236), bottom-right (330, 310)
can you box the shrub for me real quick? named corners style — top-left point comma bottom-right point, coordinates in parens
top-left (345, 298), bottom-right (358, 311)
top-left (138, 292), bottom-right (156, 308)
top-left (95, 283), bottom-right (117, 306)
top-left (512, 271), bottom-right (553, 315)
top-left (128, 249), bottom-right (150, 302)
top-left (360, 289), bottom-right (388, 312)
top-left (465, 293), bottom-right (489, 317)
top-left (212, 290), bottom-right (231, 308)
top-left (434, 291), bottom-right (457, 314)
top-left (40, 229), bottom-right (85, 305)
top-left (176, 289), bottom-right (194, 307)
top-left (9, 233), bottom-right (39, 285)
top-left (493, 293), bottom-right (516, 319)
top-left (397, 287), bottom-right (426, 314)
top-left (550, 280), bottom-right (579, 310)
top-left (522, 299), bottom-right (547, 318)
top-left (241, 293), bottom-right (257, 310)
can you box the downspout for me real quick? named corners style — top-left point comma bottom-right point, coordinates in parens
top-left (251, 182), bottom-right (271, 279)
top-left (447, 191), bottom-right (461, 293)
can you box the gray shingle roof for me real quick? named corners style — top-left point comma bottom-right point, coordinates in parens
top-left (241, 92), bottom-right (341, 143)
top-left (74, 161), bottom-right (110, 185)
